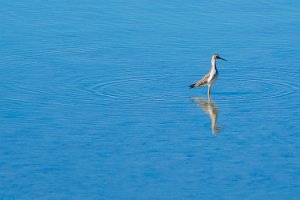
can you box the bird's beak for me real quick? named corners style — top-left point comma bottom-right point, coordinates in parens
top-left (218, 57), bottom-right (227, 61)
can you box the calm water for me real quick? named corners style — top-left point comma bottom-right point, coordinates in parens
top-left (1, 1), bottom-right (300, 199)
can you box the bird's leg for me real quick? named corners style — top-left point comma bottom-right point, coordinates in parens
top-left (208, 85), bottom-right (211, 97)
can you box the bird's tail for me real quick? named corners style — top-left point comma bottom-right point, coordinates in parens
top-left (189, 83), bottom-right (196, 89)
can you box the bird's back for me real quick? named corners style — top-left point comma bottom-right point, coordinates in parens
top-left (189, 72), bottom-right (210, 88)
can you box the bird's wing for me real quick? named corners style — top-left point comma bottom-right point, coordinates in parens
top-left (193, 72), bottom-right (210, 87)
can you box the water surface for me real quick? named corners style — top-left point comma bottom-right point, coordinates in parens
top-left (0, 1), bottom-right (300, 199)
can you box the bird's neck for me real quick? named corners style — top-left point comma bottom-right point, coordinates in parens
top-left (211, 58), bottom-right (217, 72)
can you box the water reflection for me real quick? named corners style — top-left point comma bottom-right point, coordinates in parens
top-left (192, 97), bottom-right (221, 134)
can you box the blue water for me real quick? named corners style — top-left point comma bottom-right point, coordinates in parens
top-left (1, 1), bottom-right (300, 199)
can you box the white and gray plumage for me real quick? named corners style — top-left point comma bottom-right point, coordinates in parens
top-left (189, 54), bottom-right (226, 96)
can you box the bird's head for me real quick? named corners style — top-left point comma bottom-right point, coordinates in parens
top-left (213, 54), bottom-right (226, 61)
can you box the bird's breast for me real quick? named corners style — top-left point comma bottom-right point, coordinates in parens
top-left (209, 72), bottom-right (218, 84)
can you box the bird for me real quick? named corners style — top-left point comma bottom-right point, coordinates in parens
top-left (189, 54), bottom-right (226, 96)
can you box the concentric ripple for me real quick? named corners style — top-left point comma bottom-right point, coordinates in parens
top-left (215, 74), bottom-right (300, 105)
top-left (78, 75), bottom-right (189, 103)
top-left (76, 70), bottom-right (300, 106)
top-left (4, 70), bottom-right (299, 107)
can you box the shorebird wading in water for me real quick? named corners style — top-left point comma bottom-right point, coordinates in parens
top-left (189, 54), bottom-right (226, 96)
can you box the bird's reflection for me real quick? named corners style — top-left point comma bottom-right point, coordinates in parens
top-left (192, 96), bottom-right (221, 134)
